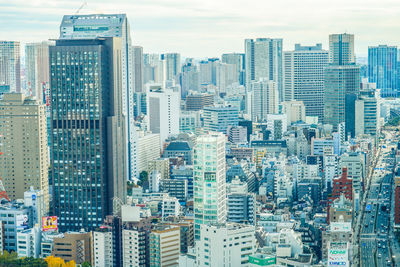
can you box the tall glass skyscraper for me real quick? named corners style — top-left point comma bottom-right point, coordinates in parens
top-left (329, 33), bottom-right (355, 65)
top-left (60, 14), bottom-right (135, 180)
top-left (49, 38), bottom-right (127, 231)
top-left (368, 45), bottom-right (398, 97)
top-left (324, 65), bottom-right (360, 134)
top-left (245, 38), bottom-right (283, 102)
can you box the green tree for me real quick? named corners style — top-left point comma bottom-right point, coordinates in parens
top-left (138, 171), bottom-right (149, 189)
top-left (0, 252), bottom-right (47, 266)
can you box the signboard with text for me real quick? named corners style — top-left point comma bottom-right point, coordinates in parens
top-left (42, 216), bottom-right (58, 232)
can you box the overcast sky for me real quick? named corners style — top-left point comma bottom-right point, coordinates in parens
top-left (1, 0), bottom-right (400, 58)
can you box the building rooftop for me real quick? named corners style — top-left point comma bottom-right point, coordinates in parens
top-left (165, 141), bottom-right (192, 151)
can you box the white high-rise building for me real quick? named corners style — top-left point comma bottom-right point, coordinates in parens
top-left (194, 224), bottom-right (256, 267)
top-left (0, 41), bottom-right (21, 92)
top-left (147, 85), bottom-right (180, 144)
top-left (122, 229), bottom-right (145, 267)
top-left (133, 46), bottom-right (144, 93)
top-left (216, 62), bottom-right (237, 94)
top-left (245, 38), bottom-right (283, 102)
top-left (221, 53), bottom-right (244, 85)
top-left (194, 132), bottom-right (227, 239)
top-left (144, 53), bottom-right (164, 84)
top-left (251, 78), bottom-right (278, 122)
top-left (161, 53), bottom-right (181, 83)
top-left (25, 41), bottom-right (51, 101)
top-left (59, 14), bottom-right (135, 180)
top-left (284, 44), bottom-right (329, 120)
top-left (93, 230), bottom-right (114, 267)
top-left (132, 129), bottom-right (161, 178)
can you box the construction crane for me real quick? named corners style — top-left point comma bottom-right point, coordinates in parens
top-left (75, 1), bottom-right (87, 15)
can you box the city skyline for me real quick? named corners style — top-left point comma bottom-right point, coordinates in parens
top-left (1, 0), bottom-right (400, 58)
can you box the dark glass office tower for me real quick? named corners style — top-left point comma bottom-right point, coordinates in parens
top-left (324, 65), bottom-right (360, 133)
top-left (49, 38), bottom-right (126, 231)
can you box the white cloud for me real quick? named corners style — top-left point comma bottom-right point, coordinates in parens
top-left (0, 0), bottom-right (399, 57)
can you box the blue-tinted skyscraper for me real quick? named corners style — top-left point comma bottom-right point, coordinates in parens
top-left (324, 65), bottom-right (360, 134)
top-left (368, 45), bottom-right (398, 97)
top-left (50, 38), bottom-right (126, 231)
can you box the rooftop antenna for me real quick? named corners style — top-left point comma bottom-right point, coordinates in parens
top-left (75, 1), bottom-right (87, 15)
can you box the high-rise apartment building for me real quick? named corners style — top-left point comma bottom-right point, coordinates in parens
top-left (193, 132), bottom-right (227, 239)
top-left (149, 226), bottom-right (180, 267)
top-left (60, 14), bottom-right (135, 180)
top-left (147, 86), bottom-right (180, 144)
top-left (25, 41), bottom-right (51, 101)
top-left (161, 53), bottom-right (181, 82)
top-left (179, 59), bottom-right (199, 99)
top-left (221, 53), bottom-right (245, 85)
top-left (284, 44), bottom-right (329, 120)
top-left (368, 45), bottom-right (398, 97)
top-left (324, 65), bottom-right (360, 131)
top-left (133, 46), bottom-right (144, 93)
top-left (144, 53), bottom-right (164, 84)
top-left (251, 79), bottom-right (279, 122)
top-left (245, 38), bottom-right (283, 101)
top-left (0, 93), bottom-right (49, 209)
top-left (132, 129), bottom-right (161, 177)
top-left (198, 58), bottom-right (219, 85)
top-left (216, 62), bottom-right (237, 94)
top-left (0, 41), bottom-right (21, 92)
top-left (49, 38), bottom-right (126, 231)
top-left (329, 33), bottom-right (355, 65)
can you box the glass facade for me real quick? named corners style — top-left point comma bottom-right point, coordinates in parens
top-left (324, 65), bottom-right (360, 133)
top-left (368, 45), bottom-right (398, 97)
top-left (50, 38), bottom-right (125, 232)
top-left (193, 133), bottom-right (226, 239)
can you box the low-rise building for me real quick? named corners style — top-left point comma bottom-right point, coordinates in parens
top-left (52, 231), bottom-right (92, 265)
top-left (0, 201), bottom-right (32, 251)
top-left (16, 226), bottom-right (41, 258)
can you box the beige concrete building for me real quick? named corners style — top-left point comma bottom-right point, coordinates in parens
top-left (148, 158), bottom-right (170, 179)
top-left (282, 100), bottom-right (306, 124)
top-left (150, 226), bottom-right (180, 267)
top-left (52, 232), bottom-right (92, 265)
top-left (0, 93), bottom-right (49, 209)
